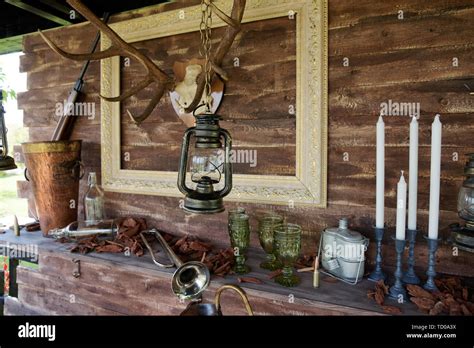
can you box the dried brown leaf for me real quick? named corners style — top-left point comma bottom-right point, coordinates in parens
top-left (464, 301), bottom-right (474, 313)
top-left (407, 285), bottom-right (435, 300)
top-left (376, 280), bottom-right (389, 295)
top-left (375, 288), bottom-right (385, 306)
top-left (175, 235), bottom-right (188, 247)
top-left (95, 244), bottom-right (124, 253)
top-left (238, 277), bottom-right (263, 284)
top-left (462, 288), bottom-right (469, 301)
top-left (411, 297), bottom-right (435, 313)
top-left (449, 303), bottom-right (462, 316)
top-left (189, 241), bottom-right (212, 252)
top-left (381, 305), bottom-right (402, 314)
top-left (214, 261), bottom-right (231, 274)
top-left (429, 301), bottom-right (446, 316)
top-left (461, 304), bottom-right (472, 316)
top-left (268, 269), bottom-right (283, 279)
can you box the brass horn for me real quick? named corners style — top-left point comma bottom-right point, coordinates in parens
top-left (141, 229), bottom-right (211, 300)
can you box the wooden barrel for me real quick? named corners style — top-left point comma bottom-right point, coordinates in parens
top-left (22, 140), bottom-right (82, 236)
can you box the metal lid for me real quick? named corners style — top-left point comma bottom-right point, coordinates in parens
top-left (324, 218), bottom-right (364, 243)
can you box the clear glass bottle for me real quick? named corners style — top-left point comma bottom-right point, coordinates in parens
top-left (84, 172), bottom-right (105, 225)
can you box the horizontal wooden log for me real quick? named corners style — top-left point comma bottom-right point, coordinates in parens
top-left (329, 79), bottom-right (474, 116)
top-left (330, 45), bottom-right (474, 89)
top-left (328, 0), bottom-right (474, 29)
top-left (330, 7), bottom-right (474, 56)
top-left (120, 144), bottom-right (295, 175)
top-left (328, 114), bottom-right (474, 148)
top-left (121, 118), bottom-right (296, 146)
top-left (17, 262), bottom-right (178, 315)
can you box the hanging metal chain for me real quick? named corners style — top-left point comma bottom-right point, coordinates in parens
top-left (199, 0), bottom-right (213, 112)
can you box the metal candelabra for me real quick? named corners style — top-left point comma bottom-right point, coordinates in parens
top-left (423, 236), bottom-right (440, 292)
top-left (402, 229), bottom-right (421, 285)
top-left (389, 237), bottom-right (407, 302)
top-left (368, 226), bottom-right (386, 282)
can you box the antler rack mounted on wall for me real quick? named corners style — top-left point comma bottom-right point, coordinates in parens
top-left (38, 0), bottom-right (246, 125)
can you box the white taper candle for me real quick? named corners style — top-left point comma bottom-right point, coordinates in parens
top-left (376, 116), bottom-right (385, 229)
top-left (428, 115), bottom-right (442, 240)
top-left (408, 117), bottom-right (419, 230)
top-left (396, 171), bottom-right (407, 240)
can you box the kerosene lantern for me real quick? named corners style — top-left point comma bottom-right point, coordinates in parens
top-left (450, 153), bottom-right (474, 252)
top-left (178, 113), bottom-right (232, 214)
top-left (0, 89), bottom-right (17, 171)
top-left (177, 1), bottom-right (234, 214)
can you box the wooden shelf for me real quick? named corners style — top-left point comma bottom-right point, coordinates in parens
top-left (0, 229), bottom-right (422, 315)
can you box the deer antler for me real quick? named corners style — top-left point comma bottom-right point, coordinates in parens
top-left (38, 0), bottom-right (246, 124)
top-left (185, 0), bottom-right (246, 113)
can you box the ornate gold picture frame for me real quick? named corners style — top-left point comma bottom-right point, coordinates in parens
top-left (101, 0), bottom-right (328, 207)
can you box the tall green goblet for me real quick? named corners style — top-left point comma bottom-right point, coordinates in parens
top-left (273, 223), bottom-right (302, 287)
top-left (228, 213), bottom-right (251, 274)
top-left (258, 214), bottom-right (284, 270)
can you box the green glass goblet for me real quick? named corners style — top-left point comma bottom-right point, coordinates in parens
top-left (228, 207), bottom-right (246, 229)
top-left (258, 214), bottom-right (284, 270)
top-left (273, 223), bottom-right (302, 287)
top-left (228, 213), bottom-right (251, 274)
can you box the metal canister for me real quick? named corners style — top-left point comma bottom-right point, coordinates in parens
top-left (319, 218), bottom-right (368, 284)
top-left (22, 140), bottom-right (83, 235)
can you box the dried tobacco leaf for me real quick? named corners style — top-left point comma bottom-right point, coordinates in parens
top-left (95, 244), bottom-right (124, 253)
top-left (464, 301), bottom-right (474, 313)
top-left (381, 305), bottom-right (402, 314)
top-left (407, 285), bottom-right (434, 300)
top-left (214, 261), bottom-right (231, 274)
top-left (375, 288), bottom-right (385, 306)
top-left (238, 277), bottom-right (263, 284)
top-left (376, 280), bottom-right (389, 295)
top-left (189, 241), bottom-right (212, 252)
top-left (449, 303), bottom-right (462, 316)
top-left (461, 304), bottom-right (472, 316)
top-left (411, 297), bottom-right (435, 313)
top-left (268, 269), bottom-right (283, 279)
top-left (462, 288), bottom-right (469, 301)
top-left (429, 301), bottom-right (446, 316)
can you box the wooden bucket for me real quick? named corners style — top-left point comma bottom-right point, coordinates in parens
top-left (22, 140), bottom-right (83, 236)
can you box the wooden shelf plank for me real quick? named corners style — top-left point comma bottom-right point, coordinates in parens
top-left (0, 229), bottom-right (422, 315)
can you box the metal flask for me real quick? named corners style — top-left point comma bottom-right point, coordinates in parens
top-left (318, 218), bottom-right (369, 284)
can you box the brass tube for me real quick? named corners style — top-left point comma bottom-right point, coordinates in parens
top-left (215, 284), bottom-right (254, 316)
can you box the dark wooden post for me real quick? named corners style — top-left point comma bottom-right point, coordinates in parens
top-left (8, 257), bottom-right (20, 298)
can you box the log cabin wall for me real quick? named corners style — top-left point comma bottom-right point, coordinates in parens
top-left (16, 0), bottom-right (474, 277)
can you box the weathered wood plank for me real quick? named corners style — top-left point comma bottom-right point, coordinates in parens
top-left (330, 7), bottom-right (474, 56)
top-left (330, 45), bottom-right (474, 89)
top-left (329, 79), bottom-right (474, 116)
top-left (17, 265), bottom-right (178, 315)
top-left (329, 0), bottom-right (474, 29)
top-left (16, 0), bottom-right (474, 284)
top-left (329, 114), bottom-right (474, 148)
top-left (4, 296), bottom-right (48, 316)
